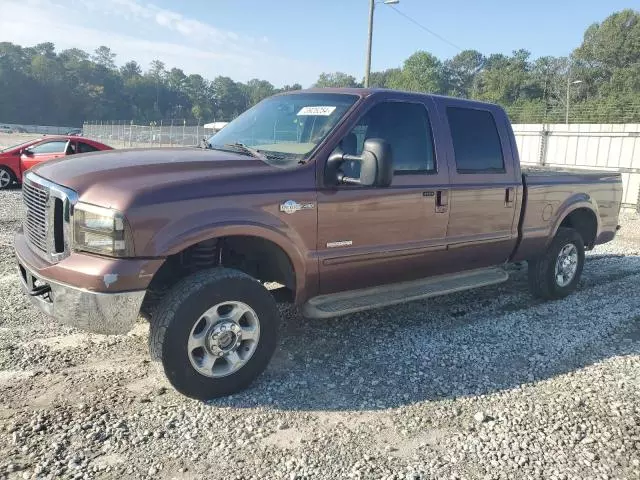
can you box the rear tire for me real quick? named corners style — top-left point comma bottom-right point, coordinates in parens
top-left (528, 227), bottom-right (585, 300)
top-left (149, 268), bottom-right (279, 400)
top-left (0, 166), bottom-right (15, 190)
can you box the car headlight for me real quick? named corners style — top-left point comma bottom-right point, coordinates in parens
top-left (73, 202), bottom-right (134, 257)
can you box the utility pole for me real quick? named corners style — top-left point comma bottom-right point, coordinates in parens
top-left (364, 0), bottom-right (399, 88)
top-left (364, 0), bottom-right (375, 88)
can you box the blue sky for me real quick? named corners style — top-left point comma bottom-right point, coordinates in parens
top-left (1, 0), bottom-right (634, 87)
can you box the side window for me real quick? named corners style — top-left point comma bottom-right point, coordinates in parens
top-left (28, 141), bottom-right (68, 154)
top-left (340, 101), bottom-right (436, 177)
top-left (447, 107), bottom-right (505, 173)
top-left (77, 142), bottom-right (99, 154)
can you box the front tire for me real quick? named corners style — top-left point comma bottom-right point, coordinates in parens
top-left (528, 227), bottom-right (585, 300)
top-left (0, 166), bottom-right (15, 190)
top-left (149, 268), bottom-right (279, 400)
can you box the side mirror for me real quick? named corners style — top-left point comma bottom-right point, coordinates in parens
top-left (325, 138), bottom-right (393, 187)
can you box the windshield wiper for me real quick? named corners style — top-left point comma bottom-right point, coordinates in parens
top-left (223, 143), bottom-right (267, 161)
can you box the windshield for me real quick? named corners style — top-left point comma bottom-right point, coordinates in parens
top-left (208, 93), bottom-right (358, 166)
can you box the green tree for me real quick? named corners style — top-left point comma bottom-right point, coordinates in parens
top-left (211, 76), bottom-right (246, 120)
top-left (390, 51), bottom-right (444, 93)
top-left (574, 9), bottom-right (640, 102)
top-left (148, 60), bottom-right (166, 80)
top-left (476, 50), bottom-right (539, 104)
top-left (245, 78), bottom-right (275, 106)
top-left (92, 46), bottom-right (116, 70)
top-left (315, 72), bottom-right (360, 88)
top-left (443, 50), bottom-right (485, 97)
top-left (280, 83), bottom-right (302, 91)
top-left (185, 74), bottom-right (212, 121)
top-left (575, 9), bottom-right (639, 71)
top-left (120, 61), bottom-right (142, 80)
top-left (167, 67), bottom-right (187, 92)
top-left (367, 68), bottom-right (402, 88)
top-left (59, 48), bottom-right (90, 64)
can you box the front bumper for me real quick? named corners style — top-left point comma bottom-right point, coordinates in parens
top-left (15, 236), bottom-right (147, 335)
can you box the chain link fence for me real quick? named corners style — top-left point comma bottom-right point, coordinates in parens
top-left (82, 121), bottom-right (218, 148)
top-left (506, 104), bottom-right (640, 124)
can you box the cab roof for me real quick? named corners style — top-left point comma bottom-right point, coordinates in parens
top-left (279, 87), bottom-right (500, 110)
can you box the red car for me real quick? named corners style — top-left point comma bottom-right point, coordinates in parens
top-left (0, 136), bottom-right (113, 189)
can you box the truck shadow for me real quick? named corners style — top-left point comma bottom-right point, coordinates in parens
top-left (211, 254), bottom-right (640, 411)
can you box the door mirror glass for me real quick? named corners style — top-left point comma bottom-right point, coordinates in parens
top-left (326, 138), bottom-right (393, 187)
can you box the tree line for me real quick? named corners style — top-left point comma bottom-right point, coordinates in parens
top-left (0, 44), bottom-right (302, 127)
top-left (0, 9), bottom-right (637, 126)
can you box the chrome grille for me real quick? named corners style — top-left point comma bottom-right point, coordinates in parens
top-left (23, 180), bottom-right (49, 253)
top-left (22, 172), bottom-right (78, 263)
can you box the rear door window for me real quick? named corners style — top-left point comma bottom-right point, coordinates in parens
top-left (77, 142), bottom-right (100, 153)
top-left (447, 107), bottom-right (504, 173)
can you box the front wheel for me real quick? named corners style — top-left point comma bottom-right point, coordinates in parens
top-left (149, 268), bottom-right (279, 400)
top-left (528, 227), bottom-right (585, 300)
top-left (0, 166), bottom-right (15, 190)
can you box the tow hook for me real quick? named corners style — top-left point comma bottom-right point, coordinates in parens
top-left (27, 284), bottom-right (52, 297)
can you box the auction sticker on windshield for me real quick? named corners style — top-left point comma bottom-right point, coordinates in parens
top-left (297, 106), bottom-right (336, 116)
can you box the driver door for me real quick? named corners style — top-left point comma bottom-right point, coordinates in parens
top-left (317, 97), bottom-right (450, 294)
top-left (21, 140), bottom-right (70, 171)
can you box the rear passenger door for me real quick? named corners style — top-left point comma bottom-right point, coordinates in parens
top-left (440, 101), bottom-right (520, 268)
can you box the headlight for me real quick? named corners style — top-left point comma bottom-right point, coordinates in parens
top-left (73, 202), bottom-right (134, 257)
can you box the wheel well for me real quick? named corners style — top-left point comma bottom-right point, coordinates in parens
top-left (559, 208), bottom-right (597, 249)
top-left (142, 236), bottom-right (296, 318)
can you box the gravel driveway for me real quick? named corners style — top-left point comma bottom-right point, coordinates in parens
top-left (1, 188), bottom-right (639, 480)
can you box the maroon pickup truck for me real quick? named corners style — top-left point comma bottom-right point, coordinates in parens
top-left (14, 89), bottom-right (622, 400)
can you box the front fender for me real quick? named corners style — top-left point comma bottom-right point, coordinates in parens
top-left (142, 207), bottom-right (313, 303)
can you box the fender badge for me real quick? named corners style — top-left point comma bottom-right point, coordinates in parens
top-left (327, 240), bottom-right (353, 248)
top-left (280, 200), bottom-right (315, 214)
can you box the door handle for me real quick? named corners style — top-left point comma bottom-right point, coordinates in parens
top-left (505, 187), bottom-right (515, 208)
top-left (435, 189), bottom-right (448, 214)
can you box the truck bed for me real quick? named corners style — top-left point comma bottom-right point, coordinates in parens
top-left (514, 168), bottom-right (622, 262)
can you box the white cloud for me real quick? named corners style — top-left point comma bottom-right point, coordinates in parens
top-left (0, 0), bottom-right (322, 86)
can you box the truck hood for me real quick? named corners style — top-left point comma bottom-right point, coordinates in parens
top-left (32, 147), bottom-right (273, 210)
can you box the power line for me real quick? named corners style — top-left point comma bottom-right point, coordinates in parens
top-left (387, 5), bottom-right (463, 52)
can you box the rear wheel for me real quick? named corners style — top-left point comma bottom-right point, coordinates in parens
top-left (149, 268), bottom-right (279, 400)
top-left (0, 167), bottom-right (15, 190)
top-left (528, 227), bottom-right (585, 300)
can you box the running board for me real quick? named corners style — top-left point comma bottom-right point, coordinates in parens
top-left (303, 268), bottom-right (509, 319)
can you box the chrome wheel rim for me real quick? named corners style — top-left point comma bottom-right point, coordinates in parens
top-left (187, 301), bottom-right (260, 378)
top-left (0, 170), bottom-right (10, 188)
top-left (555, 243), bottom-right (579, 287)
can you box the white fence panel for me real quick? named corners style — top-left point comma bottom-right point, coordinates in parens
top-left (513, 124), bottom-right (640, 208)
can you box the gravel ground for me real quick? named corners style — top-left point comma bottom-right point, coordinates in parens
top-left (1, 187), bottom-right (639, 480)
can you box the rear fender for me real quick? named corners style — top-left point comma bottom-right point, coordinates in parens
top-left (547, 194), bottom-right (600, 247)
